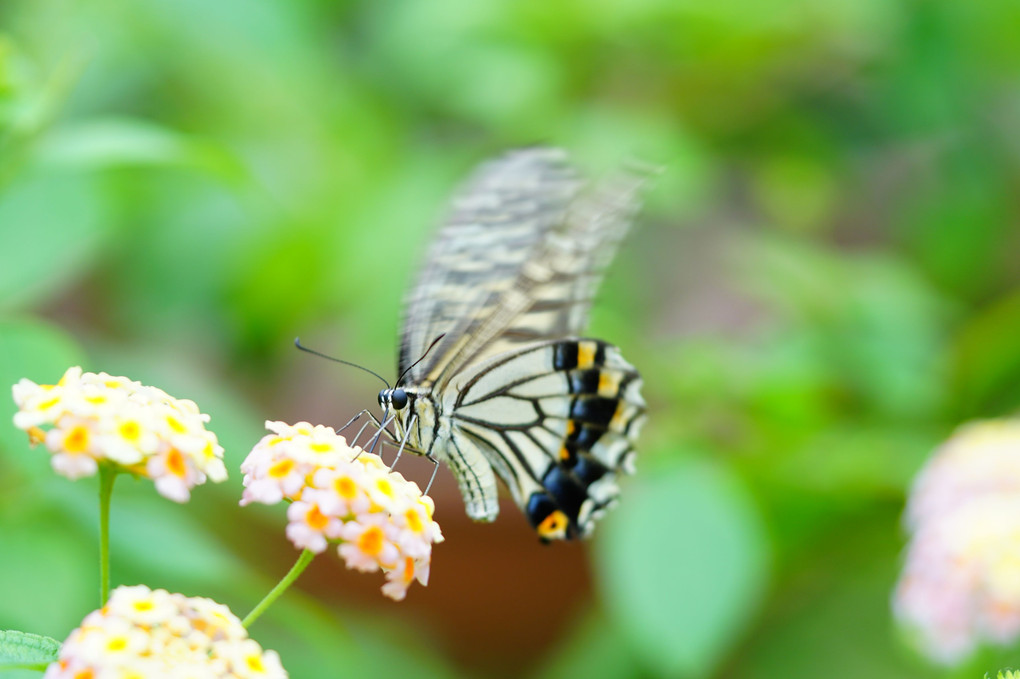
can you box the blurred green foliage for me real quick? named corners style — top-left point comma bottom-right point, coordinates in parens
top-left (1, 0), bottom-right (1019, 677)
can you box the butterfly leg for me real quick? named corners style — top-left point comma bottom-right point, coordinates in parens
top-left (424, 453), bottom-right (440, 496)
top-left (389, 413), bottom-right (417, 470)
top-left (336, 409), bottom-right (377, 448)
top-left (337, 409), bottom-right (371, 433)
top-left (364, 412), bottom-right (397, 457)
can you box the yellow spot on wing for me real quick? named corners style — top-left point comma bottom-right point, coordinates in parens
top-left (610, 401), bottom-right (629, 432)
top-left (577, 341), bottom-right (597, 369)
top-left (597, 371), bottom-right (622, 398)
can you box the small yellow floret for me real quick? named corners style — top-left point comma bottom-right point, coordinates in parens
top-left (375, 478), bottom-right (395, 499)
top-left (105, 637), bottom-right (128, 652)
top-left (305, 505), bottom-right (329, 530)
top-left (405, 508), bottom-right (423, 533)
top-left (335, 476), bottom-right (358, 499)
top-left (119, 421), bottom-right (141, 441)
top-left (269, 458), bottom-right (295, 478)
top-left (358, 526), bottom-right (385, 556)
top-left (165, 415), bottom-right (187, 434)
top-left (64, 426), bottom-right (91, 453)
top-left (166, 449), bottom-right (186, 477)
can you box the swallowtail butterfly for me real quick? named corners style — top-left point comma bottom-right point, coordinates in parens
top-left (374, 148), bottom-right (648, 541)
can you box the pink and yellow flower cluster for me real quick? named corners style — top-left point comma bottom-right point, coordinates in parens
top-left (894, 420), bottom-right (1020, 663)
top-left (240, 421), bottom-right (443, 601)
top-left (12, 367), bottom-right (227, 501)
top-left (45, 585), bottom-right (286, 678)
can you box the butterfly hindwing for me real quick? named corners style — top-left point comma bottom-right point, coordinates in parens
top-left (444, 338), bottom-right (645, 540)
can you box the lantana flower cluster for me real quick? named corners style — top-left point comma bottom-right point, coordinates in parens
top-left (894, 420), bottom-right (1020, 664)
top-left (45, 585), bottom-right (286, 679)
top-left (240, 421), bottom-right (443, 601)
top-left (12, 367), bottom-right (227, 502)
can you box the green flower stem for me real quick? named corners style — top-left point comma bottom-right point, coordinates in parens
top-left (242, 549), bottom-right (317, 629)
top-left (98, 464), bottom-right (118, 604)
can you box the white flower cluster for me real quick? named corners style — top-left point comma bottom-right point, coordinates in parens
top-left (241, 421), bottom-right (443, 601)
top-left (12, 366), bottom-right (227, 502)
top-left (894, 420), bottom-right (1020, 664)
top-left (45, 585), bottom-right (286, 679)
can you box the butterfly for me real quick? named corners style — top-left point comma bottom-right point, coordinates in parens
top-left (370, 148), bottom-right (649, 541)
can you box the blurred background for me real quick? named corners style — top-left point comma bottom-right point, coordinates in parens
top-left (1, 0), bottom-right (1019, 677)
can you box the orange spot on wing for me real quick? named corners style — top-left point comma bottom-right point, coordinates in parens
top-left (537, 510), bottom-right (568, 540)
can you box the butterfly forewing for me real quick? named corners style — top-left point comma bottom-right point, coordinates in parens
top-left (399, 149), bottom-right (582, 385)
top-left (392, 148), bottom-right (650, 541)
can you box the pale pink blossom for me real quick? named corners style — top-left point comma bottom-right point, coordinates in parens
top-left (45, 585), bottom-right (286, 679)
top-left (895, 420), bottom-right (1020, 664)
top-left (11, 367), bottom-right (226, 502)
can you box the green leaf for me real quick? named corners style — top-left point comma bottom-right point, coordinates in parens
top-left (533, 608), bottom-right (643, 679)
top-left (952, 288), bottom-right (1020, 416)
top-left (595, 458), bottom-right (770, 677)
top-left (724, 513), bottom-right (932, 679)
top-left (0, 172), bottom-right (108, 311)
top-left (33, 118), bottom-right (246, 182)
top-left (0, 498), bottom-right (98, 635)
top-left (0, 630), bottom-right (60, 669)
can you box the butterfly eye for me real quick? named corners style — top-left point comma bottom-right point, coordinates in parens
top-left (391, 388), bottom-right (408, 410)
top-left (377, 389), bottom-right (388, 407)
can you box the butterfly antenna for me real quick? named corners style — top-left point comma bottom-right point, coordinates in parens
top-left (395, 333), bottom-right (446, 387)
top-left (294, 338), bottom-right (391, 389)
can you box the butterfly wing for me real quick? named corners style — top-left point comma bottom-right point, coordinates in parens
top-left (397, 147), bottom-right (650, 539)
top-left (398, 148), bottom-right (649, 390)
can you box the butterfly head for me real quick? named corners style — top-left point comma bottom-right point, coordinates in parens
top-left (378, 387), bottom-right (409, 411)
